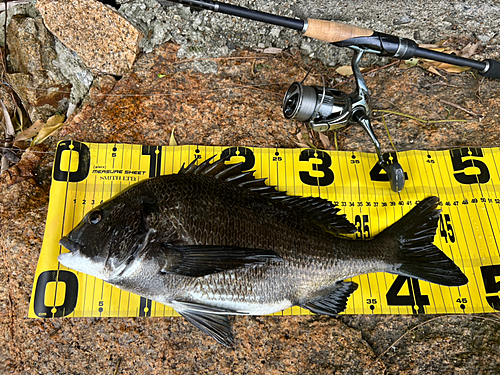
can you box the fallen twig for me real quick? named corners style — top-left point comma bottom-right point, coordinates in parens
top-left (439, 99), bottom-right (482, 118)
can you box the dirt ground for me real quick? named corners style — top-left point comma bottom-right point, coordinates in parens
top-left (2, 36), bottom-right (500, 375)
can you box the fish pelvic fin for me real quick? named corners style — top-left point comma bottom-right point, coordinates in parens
top-left (381, 196), bottom-right (468, 287)
top-left (177, 309), bottom-right (234, 347)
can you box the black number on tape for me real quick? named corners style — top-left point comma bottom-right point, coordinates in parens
top-left (386, 276), bottom-right (430, 314)
top-left (139, 297), bottom-right (153, 317)
top-left (450, 147), bottom-right (490, 184)
top-left (369, 152), bottom-right (408, 182)
top-left (53, 141), bottom-right (90, 182)
top-left (299, 149), bottom-right (334, 186)
top-left (355, 214), bottom-right (370, 239)
top-left (439, 214), bottom-right (456, 243)
top-left (142, 145), bottom-right (162, 178)
top-left (480, 265), bottom-right (500, 310)
top-left (33, 270), bottom-right (78, 318)
top-left (221, 147), bottom-right (255, 171)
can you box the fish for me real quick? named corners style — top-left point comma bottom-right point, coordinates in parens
top-left (58, 155), bottom-right (468, 346)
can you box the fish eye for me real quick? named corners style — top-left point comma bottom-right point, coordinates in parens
top-left (88, 210), bottom-right (102, 225)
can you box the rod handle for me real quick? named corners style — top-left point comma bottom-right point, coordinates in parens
top-left (479, 59), bottom-right (500, 80)
top-left (304, 19), bottom-right (373, 43)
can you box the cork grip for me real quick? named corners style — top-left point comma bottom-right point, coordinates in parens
top-left (304, 19), bottom-right (373, 43)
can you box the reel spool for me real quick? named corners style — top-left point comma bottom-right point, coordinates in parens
top-left (282, 49), bottom-right (405, 192)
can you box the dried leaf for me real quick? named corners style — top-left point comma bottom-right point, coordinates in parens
top-left (294, 141), bottom-right (310, 149)
top-left (295, 132), bottom-right (311, 149)
top-left (31, 114), bottom-right (65, 145)
top-left (426, 65), bottom-right (444, 77)
top-left (0, 99), bottom-right (15, 138)
top-left (336, 66), bottom-right (354, 76)
top-left (169, 128), bottom-right (178, 146)
top-left (428, 47), bottom-right (448, 53)
top-left (418, 44), bottom-right (441, 49)
top-left (302, 131), bottom-right (317, 149)
top-left (459, 42), bottom-right (481, 58)
top-left (317, 131), bottom-right (330, 150)
top-left (14, 102), bottom-right (31, 132)
top-left (14, 120), bottom-right (44, 143)
top-left (434, 63), bottom-right (471, 74)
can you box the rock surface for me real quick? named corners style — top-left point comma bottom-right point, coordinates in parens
top-left (1, 0), bottom-right (500, 373)
top-left (60, 42), bottom-right (500, 152)
top-left (2, 39), bottom-right (500, 373)
top-left (6, 15), bottom-right (71, 121)
top-left (36, 0), bottom-right (143, 76)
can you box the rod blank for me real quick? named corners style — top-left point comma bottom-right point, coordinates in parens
top-left (165, 0), bottom-right (500, 79)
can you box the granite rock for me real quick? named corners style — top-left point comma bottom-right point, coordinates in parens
top-left (6, 14), bottom-right (71, 121)
top-left (59, 43), bottom-right (301, 147)
top-left (1, 42), bottom-right (500, 373)
top-left (59, 41), bottom-right (500, 153)
top-left (1, 0), bottom-right (500, 371)
top-left (36, 0), bottom-right (143, 76)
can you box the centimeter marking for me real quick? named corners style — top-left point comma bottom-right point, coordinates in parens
top-left (28, 141), bottom-right (500, 319)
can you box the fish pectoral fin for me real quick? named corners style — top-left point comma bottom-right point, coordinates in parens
top-left (177, 309), bottom-right (234, 347)
top-left (301, 281), bottom-right (358, 316)
top-left (161, 244), bottom-right (282, 277)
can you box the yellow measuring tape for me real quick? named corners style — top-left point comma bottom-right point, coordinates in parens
top-left (29, 141), bottom-right (500, 318)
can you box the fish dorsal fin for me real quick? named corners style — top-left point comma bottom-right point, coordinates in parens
top-left (179, 156), bottom-right (356, 234)
top-left (275, 196), bottom-right (356, 234)
top-left (178, 156), bottom-right (284, 197)
top-left (301, 281), bottom-right (358, 316)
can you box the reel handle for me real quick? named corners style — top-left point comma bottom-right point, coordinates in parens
top-left (303, 19), bottom-right (373, 43)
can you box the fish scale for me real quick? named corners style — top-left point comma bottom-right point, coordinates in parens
top-left (58, 156), bottom-right (468, 345)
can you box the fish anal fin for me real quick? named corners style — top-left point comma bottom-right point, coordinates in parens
top-left (161, 245), bottom-right (282, 277)
top-left (177, 309), bottom-right (234, 346)
top-left (301, 281), bottom-right (358, 316)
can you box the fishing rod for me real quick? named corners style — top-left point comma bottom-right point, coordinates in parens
top-left (164, 0), bottom-right (500, 78)
top-left (162, 0), bottom-right (500, 192)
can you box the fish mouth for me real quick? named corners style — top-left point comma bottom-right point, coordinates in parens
top-left (59, 237), bottom-right (83, 253)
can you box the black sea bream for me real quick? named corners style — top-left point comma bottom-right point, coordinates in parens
top-left (59, 156), bottom-right (468, 345)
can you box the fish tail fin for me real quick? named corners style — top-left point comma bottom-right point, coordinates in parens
top-left (379, 196), bottom-right (468, 287)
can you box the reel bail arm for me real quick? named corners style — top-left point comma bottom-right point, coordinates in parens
top-left (282, 48), bottom-right (406, 192)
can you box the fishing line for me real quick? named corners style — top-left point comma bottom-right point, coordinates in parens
top-left (2, 81), bottom-right (293, 98)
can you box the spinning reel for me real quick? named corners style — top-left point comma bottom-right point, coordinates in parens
top-left (282, 48), bottom-right (405, 192)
